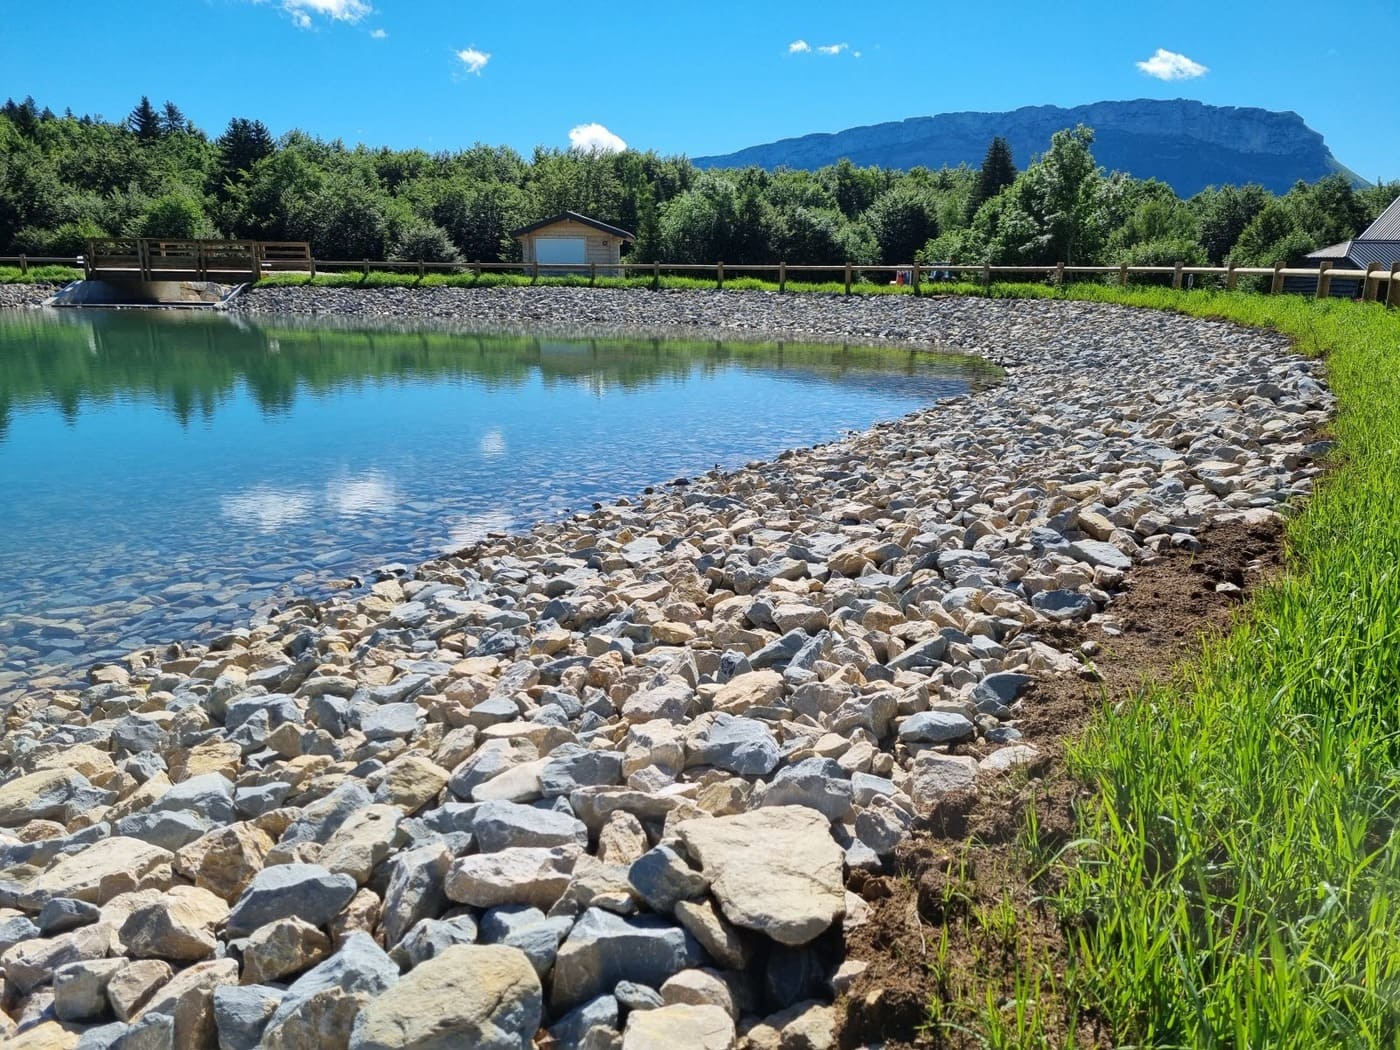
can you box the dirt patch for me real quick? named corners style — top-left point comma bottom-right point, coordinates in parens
top-left (836, 516), bottom-right (1286, 1049)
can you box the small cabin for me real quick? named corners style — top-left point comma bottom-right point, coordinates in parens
top-left (1287, 194), bottom-right (1400, 298)
top-left (512, 212), bottom-right (635, 276)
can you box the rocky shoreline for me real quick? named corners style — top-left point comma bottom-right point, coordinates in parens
top-left (0, 288), bottom-right (1331, 1049)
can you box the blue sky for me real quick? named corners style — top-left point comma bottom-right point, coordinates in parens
top-left (3, 0), bottom-right (1397, 180)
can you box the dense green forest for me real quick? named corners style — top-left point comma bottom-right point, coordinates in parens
top-left (1, 95), bottom-right (1396, 268)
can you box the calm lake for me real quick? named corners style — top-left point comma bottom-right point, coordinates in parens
top-left (0, 308), bottom-right (989, 688)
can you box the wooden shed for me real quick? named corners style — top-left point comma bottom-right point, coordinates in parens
top-left (512, 211), bottom-right (635, 276)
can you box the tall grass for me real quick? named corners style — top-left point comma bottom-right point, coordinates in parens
top-left (0, 265), bottom-right (83, 283)
top-left (1019, 288), bottom-right (1400, 1047)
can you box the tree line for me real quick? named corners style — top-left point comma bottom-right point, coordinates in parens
top-left (2, 95), bottom-right (1396, 271)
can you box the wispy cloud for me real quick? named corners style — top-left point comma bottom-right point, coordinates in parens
top-left (271, 0), bottom-right (372, 29)
top-left (1136, 48), bottom-right (1208, 81)
top-left (790, 39), bottom-right (856, 58)
top-left (369, 27), bottom-right (386, 39)
top-left (817, 42), bottom-right (848, 56)
top-left (569, 122), bottom-right (627, 154)
top-left (456, 47), bottom-right (491, 75)
top-left (788, 39), bottom-right (811, 53)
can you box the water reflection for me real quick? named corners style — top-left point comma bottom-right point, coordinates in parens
top-left (0, 307), bottom-right (996, 688)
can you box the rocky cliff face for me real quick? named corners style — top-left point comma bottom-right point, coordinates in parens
top-left (693, 99), bottom-right (1358, 196)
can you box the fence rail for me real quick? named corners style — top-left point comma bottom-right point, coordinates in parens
top-left (2, 251), bottom-right (1398, 307)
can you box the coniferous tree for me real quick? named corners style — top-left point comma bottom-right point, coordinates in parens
top-left (966, 136), bottom-right (1017, 219)
top-left (128, 96), bottom-right (161, 142)
top-left (161, 101), bottom-right (187, 136)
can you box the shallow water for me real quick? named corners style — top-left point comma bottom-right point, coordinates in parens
top-left (0, 308), bottom-right (989, 686)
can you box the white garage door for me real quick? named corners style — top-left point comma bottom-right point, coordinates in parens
top-left (535, 237), bottom-right (586, 266)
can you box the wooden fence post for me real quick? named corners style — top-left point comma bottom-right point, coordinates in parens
top-left (778, 261), bottom-right (786, 293)
top-left (1363, 262), bottom-right (1381, 302)
top-left (1172, 262), bottom-right (1184, 290)
top-left (589, 262), bottom-right (597, 287)
top-left (1316, 261), bottom-right (1332, 300)
top-left (418, 259), bottom-right (425, 279)
top-left (531, 260), bottom-right (539, 283)
top-left (652, 260), bottom-right (660, 290)
top-left (1117, 262), bottom-right (1128, 287)
top-left (1271, 261), bottom-right (1285, 295)
top-left (981, 263), bottom-right (991, 288)
top-left (844, 262), bottom-right (853, 295)
top-left (911, 262), bottom-right (921, 295)
top-left (362, 259), bottom-right (370, 279)
top-left (717, 262), bottom-right (724, 289)
top-left (1226, 264), bottom-right (1238, 291)
top-left (1389, 264), bottom-right (1400, 309)
top-left (309, 256), bottom-right (317, 278)
top-left (17, 254), bottom-right (27, 276)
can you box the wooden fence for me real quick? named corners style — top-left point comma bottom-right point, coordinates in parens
top-left (3, 251), bottom-right (1398, 307)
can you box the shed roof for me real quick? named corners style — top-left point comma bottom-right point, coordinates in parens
top-left (511, 211), bottom-right (635, 241)
top-left (1347, 240), bottom-right (1400, 267)
top-left (1359, 196), bottom-right (1400, 241)
top-left (1307, 240), bottom-right (1353, 260)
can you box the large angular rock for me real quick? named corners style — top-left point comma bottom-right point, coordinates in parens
top-left (622, 1003), bottom-right (735, 1049)
top-left (380, 842), bottom-right (451, 949)
top-left (174, 823), bottom-right (273, 903)
top-left (712, 670), bottom-right (784, 714)
top-left (132, 957), bottom-right (239, 1049)
top-left (278, 783), bottom-right (373, 848)
top-left (213, 983), bottom-right (285, 1050)
top-left (551, 908), bottom-right (703, 1011)
top-left (0, 769), bottom-right (110, 827)
top-left (120, 886), bottom-right (228, 961)
top-left (150, 773), bottom-right (235, 824)
top-left (909, 753), bottom-right (978, 805)
top-left (627, 846), bottom-right (710, 915)
top-left (758, 759), bottom-right (853, 821)
top-left (676, 807), bottom-right (843, 946)
top-left (318, 805), bottom-right (406, 886)
top-left (471, 800), bottom-right (588, 853)
top-left (106, 959), bottom-right (173, 1021)
top-left (348, 944), bottom-right (542, 1050)
top-left (241, 917), bottom-right (332, 984)
top-left (3, 922), bottom-right (111, 993)
top-left (897, 711), bottom-right (975, 744)
top-left (389, 914), bottom-right (479, 971)
top-left (52, 957), bottom-right (126, 1021)
top-left (445, 846), bottom-right (580, 910)
top-left (22, 838), bottom-right (172, 906)
top-left (686, 715), bottom-right (779, 776)
top-left (226, 864), bottom-right (357, 938)
top-left (261, 933), bottom-right (398, 1050)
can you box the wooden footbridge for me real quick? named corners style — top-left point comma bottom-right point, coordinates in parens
top-left (83, 239), bottom-right (312, 283)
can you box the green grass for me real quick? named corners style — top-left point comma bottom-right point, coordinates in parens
top-left (0, 265), bottom-right (83, 283)
top-left (998, 287), bottom-right (1400, 1048)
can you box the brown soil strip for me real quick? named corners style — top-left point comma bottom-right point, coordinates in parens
top-left (835, 516), bottom-right (1286, 1049)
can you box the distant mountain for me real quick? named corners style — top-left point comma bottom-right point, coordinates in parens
top-left (693, 99), bottom-right (1363, 197)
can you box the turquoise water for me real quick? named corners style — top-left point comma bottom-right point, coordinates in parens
top-left (0, 308), bottom-right (988, 687)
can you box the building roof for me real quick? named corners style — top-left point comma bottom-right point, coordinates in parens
top-left (511, 211), bottom-right (635, 241)
top-left (1307, 240), bottom-right (1353, 260)
top-left (1360, 196), bottom-right (1400, 241)
top-left (1348, 240), bottom-right (1400, 267)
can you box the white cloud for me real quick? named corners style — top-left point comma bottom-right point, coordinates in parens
top-left (456, 46), bottom-right (491, 75)
top-left (817, 42), bottom-right (848, 56)
top-left (326, 472), bottom-right (397, 516)
top-left (370, 27), bottom-right (386, 39)
top-left (788, 39), bottom-right (811, 53)
top-left (277, 0), bottom-right (371, 28)
top-left (1136, 48), bottom-right (1208, 81)
top-left (220, 486), bottom-right (314, 532)
top-left (568, 122), bottom-right (627, 153)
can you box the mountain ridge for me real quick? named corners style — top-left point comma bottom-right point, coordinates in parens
top-left (693, 99), bottom-right (1362, 197)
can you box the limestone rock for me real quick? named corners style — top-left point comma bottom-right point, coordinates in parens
top-left (622, 1003), bottom-right (735, 1050)
top-left (348, 943), bottom-right (542, 1050)
top-left (241, 917), bottom-right (332, 985)
top-left (676, 807), bottom-right (843, 946)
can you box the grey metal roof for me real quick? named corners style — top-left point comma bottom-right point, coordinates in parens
top-left (1347, 240), bottom-right (1400, 267)
top-left (1307, 240), bottom-right (1353, 260)
top-left (510, 211), bottom-right (635, 241)
top-left (1359, 196), bottom-right (1400, 241)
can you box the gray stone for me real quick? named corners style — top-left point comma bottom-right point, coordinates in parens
top-left (361, 703), bottom-right (421, 741)
top-left (115, 809), bottom-right (213, 852)
top-left (479, 905), bottom-right (574, 977)
top-left (626, 845), bottom-right (710, 915)
top-left (686, 716), bottom-right (779, 776)
top-left (551, 908), bottom-right (703, 1011)
top-left (213, 983), bottom-right (284, 1050)
top-left (76, 1022), bottom-right (129, 1050)
top-left (122, 1011), bottom-right (176, 1050)
top-left (278, 781), bottom-right (374, 847)
top-left (53, 957), bottom-right (126, 1021)
top-left (972, 672), bottom-right (1033, 706)
top-left (897, 711), bottom-right (975, 744)
top-left (549, 994), bottom-right (619, 1050)
top-left (1069, 539), bottom-right (1132, 571)
top-left (1030, 589), bottom-right (1094, 621)
top-left (614, 981), bottom-right (663, 1010)
top-left (886, 635), bottom-right (949, 671)
top-left (261, 932), bottom-right (398, 1050)
top-left (388, 914), bottom-right (479, 970)
top-left (471, 800), bottom-right (588, 853)
top-left (151, 773), bottom-right (235, 824)
top-left (37, 896), bottom-right (101, 935)
top-left (758, 758), bottom-right (853, 821)
top-left (380, 842), bottom-right (451, 949)
top-left (540, 746), bottom-right (624, 798)
top-left (225, 864), bottom-right (358, 937)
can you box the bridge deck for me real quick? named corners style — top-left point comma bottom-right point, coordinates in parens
top-left (85, 238), bottom-right (312, 283)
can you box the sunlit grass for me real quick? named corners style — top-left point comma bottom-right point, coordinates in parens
top-left (0, 265), bottom-right (83, 283)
